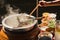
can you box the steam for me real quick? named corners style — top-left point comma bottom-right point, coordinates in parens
top-left (5, 4), bottom-right (20, 17)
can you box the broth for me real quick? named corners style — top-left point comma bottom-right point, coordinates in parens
top-left (5, 13), bottom-right (34, 28)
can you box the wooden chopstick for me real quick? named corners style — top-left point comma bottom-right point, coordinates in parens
top-left (29, 4), bottom-right (41, 16)
top-left (35, 17), bottom-right (42, 20)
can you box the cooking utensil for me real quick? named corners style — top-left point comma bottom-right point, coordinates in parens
top-left (2, 14), bottom-right (37, 32)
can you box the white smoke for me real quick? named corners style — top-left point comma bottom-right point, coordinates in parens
top-left (5, 4), bottom-right (20, 17)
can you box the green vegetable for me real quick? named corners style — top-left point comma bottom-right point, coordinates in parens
top-left (48, 20), bottom-right (56, 28)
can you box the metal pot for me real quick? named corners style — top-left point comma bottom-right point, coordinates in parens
top-left (2, 14), bottom-right (37, 32)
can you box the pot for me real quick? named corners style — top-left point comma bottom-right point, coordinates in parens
top-left (2, 14), bottom-right (37, 32)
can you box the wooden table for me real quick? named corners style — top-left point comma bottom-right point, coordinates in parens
top-left (0, 26), bottom-right (40, 40)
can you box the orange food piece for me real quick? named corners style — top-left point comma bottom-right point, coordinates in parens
top-left (0, 30), bottom-right (8, 40)
top-left (39, 23), bottom-right (48, 27)
top-left (42, 12), bottom-right (49, 18)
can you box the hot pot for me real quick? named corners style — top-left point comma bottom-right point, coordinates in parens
top-left (2, 14), bottom-right (37, 32)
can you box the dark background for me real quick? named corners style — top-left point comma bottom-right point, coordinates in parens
top-left (0, 0), bottom-right (60, 23)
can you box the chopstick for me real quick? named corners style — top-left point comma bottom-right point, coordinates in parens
top-left (35, 17), bottom-right (42, 20)
top-left (29, 4), bottom-right (41, 16)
